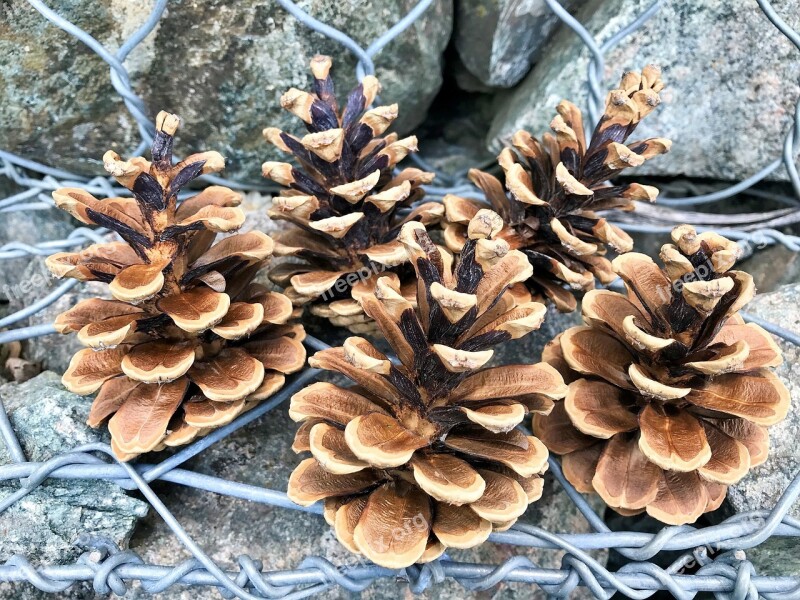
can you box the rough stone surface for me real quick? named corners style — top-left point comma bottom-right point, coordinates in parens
top-left (1, 0), bottom-right (452, 184)
top-left (740, 244), bottom-right (800, 292)
top-left (125, 358), bottom-right (605, 599)
top-left (454, 0), bottom-right (577, 88)
top-left (0, 582), bottom-right (101, 600)
top-left (488, 0), bottom-right (800, 181)
top-left (0, 372), bottom-right (148, 593)
top-left (724, 284), bottom-right (800, 575)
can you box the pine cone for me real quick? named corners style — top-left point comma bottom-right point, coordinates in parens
top-left (443, 66), bottom-right (670, 312)
top-left (287, 210), bottom-right (567, 568)
top-left (262, 55), bottom-right (443, 334)
top-left (46, 112), bottom-right (306, 460)
top-left (534, 225), bottom-right (790, 525)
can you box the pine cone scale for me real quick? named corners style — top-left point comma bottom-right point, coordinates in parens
top-left (687, 370), bottom-right (789, 425)
top-left (561, 443), bottom-right (603, 493)
top-left (288, 458), bottom-right (383, 507)
top-left (120, 340), bottom-right (195, 383)
top-left (592, 432), bottom-right (660, 509)
top-left (699, 422), bottom-right (751, 484)
top-left (559, 326), bottom-right (633, 389)
top-left (564, 378), bottom-right (638, 438)
top-left (432, 502), bottom-right (492, 549)
top-left (345, 412), bottom-right (430, 468)
top-left (648, 471), bottom-right (709, 526)
top-left (353, 480), bottom-right (432, 568)
top-left (107, 377), bottom-right (189, 456)
top-left (188, 348), bottom-right (265, 402)
top-left (308, 422), bottom-right (369, 474)
top-left (410, 453), bottom-right (486, 504)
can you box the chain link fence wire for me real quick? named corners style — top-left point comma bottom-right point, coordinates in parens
top-left (0, 0), bottom-right (799, 597)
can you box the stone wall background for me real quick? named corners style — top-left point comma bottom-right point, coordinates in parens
top-left (0, 0), bottom-right (453, 183)
top-left (2, 0), bottom-right (799, 185)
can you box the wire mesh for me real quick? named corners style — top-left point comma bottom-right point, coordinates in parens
top-left (0, 0), bottom-right (799, 598)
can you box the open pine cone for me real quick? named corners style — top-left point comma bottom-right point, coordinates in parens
top-left (443, 66), bottom-right (671, 312)
top-left (262, 55), bottom-right (443, 334)
top-left (46, 111), bottom-right (306, 460)
top-left (287, 209), bottom-right (568, 568)
top-left (534, 225), bottom-right (790, 525)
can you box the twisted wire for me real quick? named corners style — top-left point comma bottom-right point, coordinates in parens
top-left (1, 0), bottom-right (800, 598)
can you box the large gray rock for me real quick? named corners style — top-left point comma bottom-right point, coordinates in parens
top-left (0, 372), bottom-right (148, 571)
top-left (454, 0), bottom-right (577, 88)
top-left (724, 284), bottom-right (800, 575)
top-left (488, 0), bottom-right (800, 181)
top-left (740, 244), bottom-right (800, 292)
top-left (126, 374), bottom-right (605, 599)
top-left (1, 0), bottom-right (452, 184)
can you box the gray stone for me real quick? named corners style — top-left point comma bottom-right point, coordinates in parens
top-left (126, 374), bottom-right (605, 599)
top-left (414, 81), bottom-right (498, 176)
top-left (1, 0), bottom-right (452, 184)
top-left (237, 191), bottom-right (290, 239)
top-left (452, 54), bottom-right (498, 93)
top-left (0, 581), bottom-right (100, 600)
top-left (0, 372), bottom-right (148, 568)
top-left (724, 284), bottom-right (800, 574)
top-left (740, 244), bottom-right (800, 292)
top-left (454, 0), bottom-right (577, 88)
top-left (488, 0), bottom-right (800, 181)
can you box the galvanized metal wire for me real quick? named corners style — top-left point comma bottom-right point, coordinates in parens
top-left (1, 0), bottom-right (800, 598)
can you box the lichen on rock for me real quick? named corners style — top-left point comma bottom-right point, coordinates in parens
top-left (0, 372), bottom-right (148, 566)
